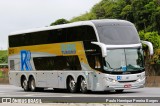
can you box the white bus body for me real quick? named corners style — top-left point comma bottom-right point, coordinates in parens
top-left (8, 19), bottom-right (153, 93)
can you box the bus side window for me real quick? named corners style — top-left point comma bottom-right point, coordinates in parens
top-left (66, 56), bottom-right (81, 70)
top-left (66, 25), bottom-right (97, 42)
top-left (10, 60), bottom-right (15, 70)
top-left (87, 54), bottom-right (102, 71)
top-left (95, 56), bottom-right (101, 69)
top-left (33, 56), bottom-right (81, 71)
top-left (84, 42), bottom-right (102, 71)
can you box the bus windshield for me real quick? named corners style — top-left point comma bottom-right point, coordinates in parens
top-left (98, 26), bottom-right (140, 45)
top-left (103, 48), bottom-right (144, 74)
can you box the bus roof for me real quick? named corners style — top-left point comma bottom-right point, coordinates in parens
top-left (9, 19), bottom-right (133, 36)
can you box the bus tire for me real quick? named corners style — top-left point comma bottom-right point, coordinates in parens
top-left (115, 90), bottom-right (124, 93)
top-left (80, 77), bottom-right (87, 93)
top-left (22, 78), bottom-right (29, 91)
top-left (29, 77), bottom-right (37, 92)
top-left (67, 77), bottom-right (77, 93)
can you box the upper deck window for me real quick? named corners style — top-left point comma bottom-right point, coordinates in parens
top-left (9, 25), bottom-right (97, 47)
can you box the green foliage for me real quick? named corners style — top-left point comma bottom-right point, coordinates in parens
top-left (50, 18), bottom-right (69, 26)
top-left (151, 49), bottom-right (160, 64)
top-left (139, 31), bottom-right (160, 64)
top-left (120, 5), bottom-right (133, 20)
top-left (50, 0), bottom-right (160, 33)
top-left (71, 0), bottom-right (160, 33)
top-left (71, 12), bottom-right (96, 22)
top-left (0, 50), bottom-right (8, 64)
top-left (0, 71), bottom-right (2, 78)
top-left (139, 31), bottom-right (160, 50)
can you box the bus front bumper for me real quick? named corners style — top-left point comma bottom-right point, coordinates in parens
top-left (104, 83), bottom-right (145, 91)
top-left (100, 77), bottom-right (145, 91)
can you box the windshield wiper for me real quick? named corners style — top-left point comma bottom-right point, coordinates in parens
top-left (127, 64), bottom-right (144, 71)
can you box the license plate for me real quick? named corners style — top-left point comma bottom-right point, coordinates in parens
top-left (124, 84), bottom-right (132, 88)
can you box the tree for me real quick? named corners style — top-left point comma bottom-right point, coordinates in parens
top-left (0, 50), bottom-right (8, 64)
top-left (139, 31), bottom-right (160, 50)
top-left (120, 5), bottom-right (133, 21)
top-left (71, 0), bottom-right (160, 34)
top-left (50, 18), bottom-right (69, 26)
top-left (71, 12), bottom-right (96, 22)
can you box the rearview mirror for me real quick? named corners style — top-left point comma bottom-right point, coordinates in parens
top-left (91, 42), bottom-right (107, 57)
top-left (141, 40), bottom-right (154, 55)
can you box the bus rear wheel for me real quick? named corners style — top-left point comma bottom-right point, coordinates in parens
top-left (29, 77), bottom-right (37, 92)
top-left (67, 77), bottom-right (77, 93)
top-left (29, 77), bottom-right (44, 92)
top-left (80, 77), bottom-right (87, 93)
top-left (22, 78), bottom-right (29, 91)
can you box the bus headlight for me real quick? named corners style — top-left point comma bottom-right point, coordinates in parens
top-left (137, 78), bottom-right (141, 82)
top-left (105, 77), bottom-right (117, 83)
top-left (137, 75), bottom-right (145, 82)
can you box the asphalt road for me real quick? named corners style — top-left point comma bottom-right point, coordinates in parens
top-left (0, 85), bottom-right (160, 97)
top-left (0, 85), bottom-right (159, 97)
top-left (0, 85), bottom-right (160, 105)
top-left (0, 85), bottom-right (160, 106)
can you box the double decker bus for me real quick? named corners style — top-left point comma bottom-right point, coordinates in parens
top-left (8, 19), bottom-right (153, 93)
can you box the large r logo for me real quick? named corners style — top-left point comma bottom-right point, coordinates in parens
top-left (21, 50), bottom-right (32, 71)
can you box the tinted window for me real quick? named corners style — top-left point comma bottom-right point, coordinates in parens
top-left (9, 26), bottom-right (97, 47)
top-left (98, 26), bottom-right (140, 45)
top-left (33, 56), bottom-right (81, 70)
top-left (66, 26), bottom-right (97, 42)
top-left (10, 60), bottom-right (15, 70)
top-left (87, 54), bottom-right (102, 70)
top-left (83, 42), bottom-right (103, 71)
top-left (49, 29), bottom-right (66, 43)
top-left (9, 29), bottom-right (67, 47)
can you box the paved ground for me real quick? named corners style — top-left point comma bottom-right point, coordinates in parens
top-left (0, 85), bottom-right (160, 106)
top-left (0, 85), bottom-right (160, 97)
top-left (0, 103), bottom-right (159, 106)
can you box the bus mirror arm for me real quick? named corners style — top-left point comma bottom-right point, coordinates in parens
top-left (91, 42), bottom-right (107, 57)
top-left (141, 40), bottom-right (154, 55)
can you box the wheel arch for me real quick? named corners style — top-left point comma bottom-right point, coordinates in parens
top-left (77, 75), bottom-right (87, 89)
top-left (28, 75), bottom-right (34, 80)
top-left (77, 75), bottom-right (86, 83)
top-left (28, 74), bottom-right (37, 88)
top-left (66, 75), bottom-right (74, 85)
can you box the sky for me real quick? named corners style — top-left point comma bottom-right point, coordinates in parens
top-left (0, 0), bottom-right (101, 50)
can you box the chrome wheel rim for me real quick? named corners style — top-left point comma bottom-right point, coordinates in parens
top-left (69, 79), bottom-right (76, 90)
top-left (23, 80), bottom-right (28, 90)
top-left (31, 80), bottom-right (35, 90)
top-left (81, 79), bottom-right (87, 91)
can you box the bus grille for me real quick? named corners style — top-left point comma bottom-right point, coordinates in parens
top-left (118, 80), bottom-right (137, 83)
